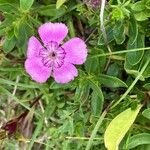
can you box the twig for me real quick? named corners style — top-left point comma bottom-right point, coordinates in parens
top-left (89, 47), bottom-right (150, 58)
top-left (8, 76), bottom-right (20, 103)
top-left (85, 28), bottom-right (97, 43)
top-left (39, 101), bottom-right (48, 127)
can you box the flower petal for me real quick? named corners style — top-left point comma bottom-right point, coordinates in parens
top-left (38, 22), bottom-right (68, 45)
top-left (63, 38), bottom-right (88, 65)
top-left (27, 36), bottom-right (44, 58)
top-left (25, 58), bottom-right (51, 83)
top-left (53, 63), bottom-right (78, 84)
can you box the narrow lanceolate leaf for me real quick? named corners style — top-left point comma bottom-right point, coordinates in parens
top-left (20, 0), bottom-right (34, 11)
top-left (126, 33), bottom-right (145, 66)
top-left (56, 0), bottom-right (67, 9)
top-left (125, 133), bottom-right (150, 149)
top-left (88, 79), bottom-right (104, 115)
top-left (142, 108), bottom-right (150, 119)
top-left (104, 105), bottom-right (142, 150)
top-left (113, 21), bottom-right (125, 44)
top-left (91, 91), bottom-right (103, 116)
top-left (98, 74), bottom-right (127, 88)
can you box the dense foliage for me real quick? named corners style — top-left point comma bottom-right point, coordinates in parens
top-left (0, 0), bottom-right (150, 149)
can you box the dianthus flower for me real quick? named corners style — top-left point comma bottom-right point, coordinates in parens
top-left (25, 22), bottom-right (87, 83)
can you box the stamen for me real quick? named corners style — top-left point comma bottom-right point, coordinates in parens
top-left (39, 41), bottom-right (65, 68)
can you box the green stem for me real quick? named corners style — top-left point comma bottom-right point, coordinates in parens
top-left (28, 117), bottom-right (43, 150)
top-left (85, 110), bottom-right (107, 150)
top-left (111, 59), bottom-right (150, 109)
top-left (89, 47), bottom-right (150, 58)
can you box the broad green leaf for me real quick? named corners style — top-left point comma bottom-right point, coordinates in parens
top-left (91, 91), bottom-right (103, 116)
top-left (134, 10), bottom-right (150, 21)
top-left (38, 5), bottom-right (66, 17)
top-left (126, 16), bottom-right (144, 66)
top-left (113, 21), bottom-right (125, 44)
top-left (124, 55), bottom-right (146, 81)
top-left (85, 50), bottom-right (106, 74)
top-left (56, 0), bottom-right (67, 9)
top-left (127, 16), bottom-right (138, 46)
top-left (98, 26), bottom-right (114, 45)
top-left (131, 1), bottom-right (145, 11)
top-left (107, 63), bottom-right (120, 77)
top-left (3, 35), bottom-right (16, 53)
top-left (85, 57), bottom-right (99, 73)
top-left (1, 12), bottom-right (16, 27)
top-left (98, 74), bottom-right (127, 88)
top-left (0, 3), bottom-right (18, 12)
top-left (88, 79), bottom-right (104, 115)
top-left (126, 33), bottom-right (144, 65)
top-left (20, 0), bottom-right (34, 11)
top-left (14, 20), bottom-right (32, 48)
top-left (104, 105), bottom-right (142, 150)
top-left (142, 108), bottom-right (150, 119)
top-left (125, 133), bottom-right (150, 149)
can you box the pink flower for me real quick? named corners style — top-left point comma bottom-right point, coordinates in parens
top-left (25, 22), bottom-right (87, 84)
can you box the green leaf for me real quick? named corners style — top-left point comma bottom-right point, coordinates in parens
top-left (91, 91), bottom-right (103, 116)
top-left (14, 20), bottom-right (32, 48)
top-left (88, 79), bottom-right (104, 115)
top-left (107, 63), bottom-right (120, 77)
top-left (104, 105), bottom-right (142, 150)
top-left (126, 33), bottom-right (144, 65)
top-left (124, 60), bottom-right (145, 81)
top-left (140, 51), bottom-right (150, 78)
top-left (111, 7), bottom-right (124, 20)
top-left (85, 58), bottom-right (99, 73)
top-left (124, 49), bottom-right (150, 80)
top-left (56, 0), bottom-right (67, 9)
top-left (134, 10), bottom-right (150, 21)
top-left (2, 35), bottom-right (16, 53)
top-left (38, 5), bottom-right (66, 17)
top-left (0, 0), bottom-right (18, 3)
top-left (20, 0), bottom-right (34, 11)
top-left (146, 0), bottom-right (150, 9)
top-left (127, 16), bottom-right (138, 46)
top-left (143, 83), bottom-right (150, 90)
top-left (142, 108), bottom-right (150, 119)
top-left (113, 21), bottom-right (125, 44)
top-left (98, 26), bottom-right (114, 45)
top-left (131, 1), bottom-right (145, 11)
top-left (50, 81), bottom-right (72, 89)
top-left (125, 133), bottom-right (150, 149)
top-left (98, 74), bottom-right (127, 88)
top-left (0, 3), bottom-right (18, 12)
top-left (85, 50), bottom-right (106, 74)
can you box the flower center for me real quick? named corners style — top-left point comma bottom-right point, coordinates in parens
top-left (39, 41), bottom-right (66, 68)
